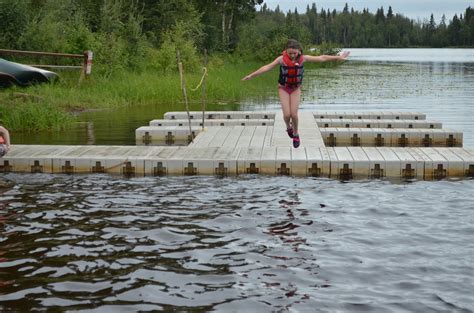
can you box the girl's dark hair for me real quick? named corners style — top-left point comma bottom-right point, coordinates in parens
top-left (286, 39), bottom-right (302, 50)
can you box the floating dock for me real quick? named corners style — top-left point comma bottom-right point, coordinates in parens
top-left (3, 111), bottom-right (473, 180)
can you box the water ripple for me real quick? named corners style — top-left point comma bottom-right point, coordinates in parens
top-left (0, 174), bottom-right (473, 312)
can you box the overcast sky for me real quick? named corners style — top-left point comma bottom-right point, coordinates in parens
top-left (261, 0), bottom-right (472, 22)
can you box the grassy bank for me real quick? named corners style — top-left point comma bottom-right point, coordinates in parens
top-left (0, 59), bottom-right (276, 132)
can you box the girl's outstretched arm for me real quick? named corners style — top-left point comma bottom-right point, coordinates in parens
top-left (304, 51), bottom-right (350, 63)
top-left (241, 57), bottom-right (282, 81)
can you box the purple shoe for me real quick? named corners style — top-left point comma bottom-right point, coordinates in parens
top-left (293, 135), bottom-right (300, 148)
top-left (286, 127), bottom-right (294, 138)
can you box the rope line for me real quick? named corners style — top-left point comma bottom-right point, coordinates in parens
top-left (190, 67), bottom-right (208, 92)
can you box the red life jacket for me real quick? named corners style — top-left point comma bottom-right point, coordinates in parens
top-left (278, 51), bottom-right (304, 88)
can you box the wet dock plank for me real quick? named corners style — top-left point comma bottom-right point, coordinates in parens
top-left (3, 111), bottom-right (473, 180)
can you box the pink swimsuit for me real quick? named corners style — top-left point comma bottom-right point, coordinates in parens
top-left (278, 84), bottom-right (300, 95)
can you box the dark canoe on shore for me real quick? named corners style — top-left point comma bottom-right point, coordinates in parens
top-left (0, 58), bottom-right (58, 88)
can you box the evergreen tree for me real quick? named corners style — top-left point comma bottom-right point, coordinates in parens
top-left (387, 6), bottom-right (393, 20)
top-left (375, 7), bottom-right (385, 24)
top-left (424, 13), bottom-right (437, 44)
top-left (464, 7), bottom-right (474, 45)
top-left (341, 3), bottom-right (350, 46)
top-left (448, 14), bottom-right (462, 45)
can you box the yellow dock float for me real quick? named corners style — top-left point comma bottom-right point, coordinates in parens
top-left (2, 111), bottom-right (473, 180)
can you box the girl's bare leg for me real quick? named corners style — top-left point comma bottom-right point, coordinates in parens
top-left (289, 88), bottom-right (301, 135)
top-left (278, 88), bottom-right (292, 129)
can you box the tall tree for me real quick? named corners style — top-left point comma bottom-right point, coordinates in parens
top-left (192, 0), bottom-right (263, 51)
top-left (0, 0), bottom-right (28, 49)
top-left (387, 6), bottom-right (393, 20)
top-left (448, 14), bottom-right (462, 45)
top-left (375, 7), bottom-right (385, 24)
top-left (341, 3), bottom-right (350, 46)
top-left (139, 0), bottom-right (202, 47)
top-left (464, 6), bottom-right (474, 45)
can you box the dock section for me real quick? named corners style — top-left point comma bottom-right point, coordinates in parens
top-left (2, 111), bottom-right (474, 180)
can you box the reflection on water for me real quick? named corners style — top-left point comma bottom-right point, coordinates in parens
top-left (0, 174), bottom-right (473, 311)
top-left (12, 49), bottom-right (474, 148)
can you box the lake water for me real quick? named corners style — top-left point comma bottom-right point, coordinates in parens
top-left (0, 175), bottom-right (473, 312)
top-left (349, 48), bottom-right (474, 63)
top-left (2, 49), bottom-right (474, 312)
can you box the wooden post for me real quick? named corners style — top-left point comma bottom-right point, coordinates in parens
top-left (79, 50), bottom-right (93, 84)
top-left (176, 50), bottom-right (194, 143)
top-left (201, 49), bottom-right (208, 131)
top-left (84, 50), bottom-right (93, 75)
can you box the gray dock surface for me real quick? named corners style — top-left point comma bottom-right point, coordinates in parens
top-left (3, 111), bottom-right (473, 180)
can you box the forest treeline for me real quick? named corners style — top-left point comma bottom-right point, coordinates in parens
top-left (253, 3), bottom-right (473, 52)
top-left (0, 0), bottom-right (473, 73)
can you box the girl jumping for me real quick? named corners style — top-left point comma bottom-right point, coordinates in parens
top-left (242, 39), bottom-right (350, 148)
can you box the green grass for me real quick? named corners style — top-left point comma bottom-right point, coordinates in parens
top-left (0, 98), bottom-right (74, 131)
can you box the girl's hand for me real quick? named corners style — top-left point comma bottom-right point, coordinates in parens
top-left (339, 51), bottom-right (350, 60)
top-left (241, 75), bottom-right (253, 81)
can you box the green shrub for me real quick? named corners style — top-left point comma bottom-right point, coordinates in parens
top-left (154, 22), bottom-right (201, 73)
